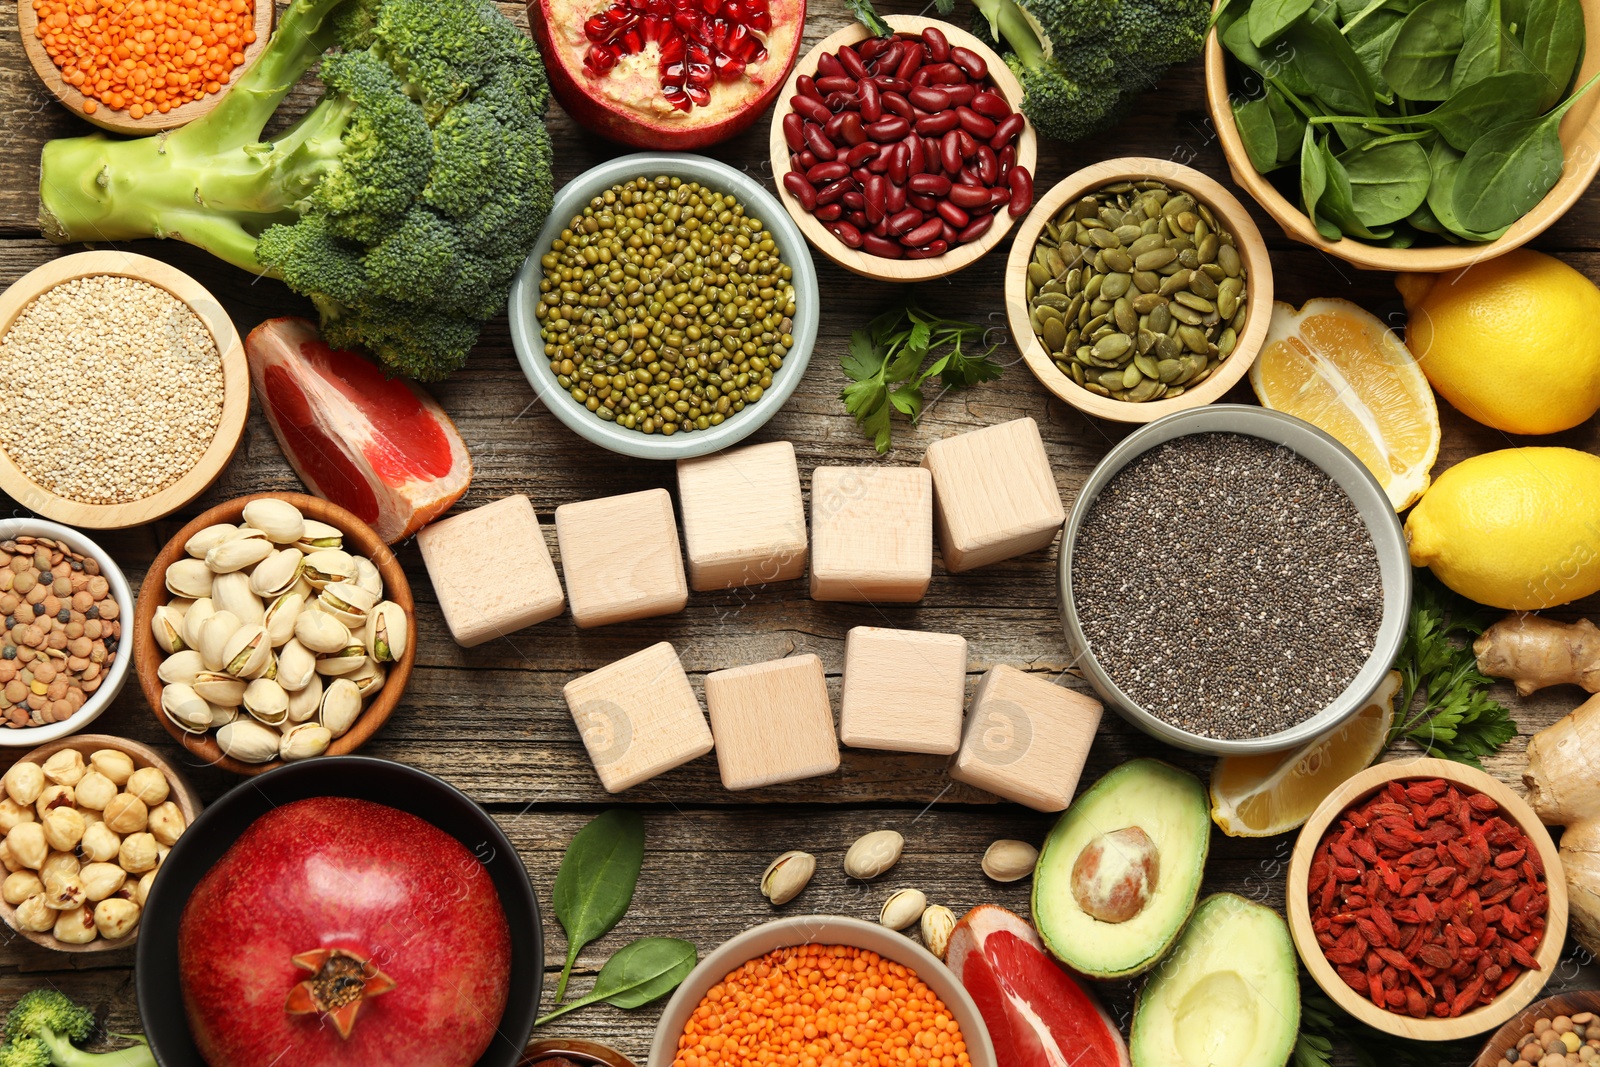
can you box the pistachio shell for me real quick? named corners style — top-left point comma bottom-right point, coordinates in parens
top-left (216, 719), bottom-right (281, 764)
top-left (192, 671), bottom-right (246, 707)
top-left (184, 523), bottom-right (238, 560)
top-left (222, 625), bottom-right (271, 679)
top-left (286, 673), bottom-right (323, 723)
top-left (181, 598), bottom-right (216, 650)
top-left (353, 556), bottom-right (383, 598)
top-left (760, 851), bottom-right (815, 906)
top-left (315, 646), bottom-right (369, 677)
top-left (243, 678), bottom-right (289, 725)
top-left (157, 649), bottom-right (205, 686)
top-left (211, 571), bottom-right (264, 626)
top-left (164, 558), bottom-right (214, 599)
top-left (981, 839), bottom-right (1039, 883)
top-left (844, 830), bottom-right (904, 880)
top-left (363, 601), bottom-right (408, 664)
top-left (195, 611), bottom-right (242, 673)
top-left (319, 678), bottom-right (363, 738)
top-left (151, 605), bottom-right (188, 654)
top-left (879, 888), bottom-right (927, 931)
top-left (296, 520), bottom-right (344, 553)
top-left (302, 549), bottom-right (357, 589)
top-left (317, 581), bottom-right (378, 628)
top-left (207, 703), bottom-right (239, 728)
top-left (205, 535), bottom-right (274, 574)
top-left (263, 592), bottom-right (305, 647)
top-left (279, 723), bottom-right (332, 762)
top-left (161, 684), bottom-right (212, 732)
top-left (294, 608), bottom-right (351, 654)
top-left (242, 499), bottom-right (306, 544)
top-left (920, 905), bottom-right (956, 959)
top-left (275, 639), bottom-right (318, 692)
top-left (250, 548), bottom-right (305, 599)
top-left (346, 659), bottom-right (386, 698)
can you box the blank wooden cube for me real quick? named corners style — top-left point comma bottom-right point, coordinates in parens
top-left (562, 642), bottom-right (713, 793)
top-left (417, 495), bottom-right (565, 648)
top-left (950, 665), bottom-right (1102, 811)
top-left (555, 489), bottom-right (687, 628)
top-left (677, 441), bottom-right (807, 591)
top-left (839, 627), bottom-right (966, 754)
top-left (921, 418), bottom-right (1065, 573)
top-left (705, 654), bottom-right (839, 789)
top-left (809, 467), bottom-right (933, 603)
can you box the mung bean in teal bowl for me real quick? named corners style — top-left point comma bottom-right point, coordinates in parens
top-left (1057, 404), bottom-right (1412, 756)
top-left (509, 153), bottom-right (820, 461)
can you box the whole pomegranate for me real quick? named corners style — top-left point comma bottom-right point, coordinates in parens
top-left (179, 797), bottom-right (512, 1067)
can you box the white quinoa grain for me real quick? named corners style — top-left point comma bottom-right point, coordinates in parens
top-left (0, 274), bottom-right (223, 504)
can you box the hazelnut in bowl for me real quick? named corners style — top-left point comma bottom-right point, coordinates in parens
top-left (768, 15), bottom-right (1038, 282)
top-left (0, 734), bottom-right (200, 952)
top-left (133, 492), bottom-right (414, 776)
top-left (0, 518), bottom-right (133, 743)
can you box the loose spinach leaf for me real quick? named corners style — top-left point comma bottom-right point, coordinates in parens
top-left (1234, 96), bottom-right (1283, 170)
top-left (1267, 86), bottom-right (1310, 162)
top-left (551, 809), bottom-right (646, 1003)
top-left (1382, 0), bottom-right (1466, 99)
top-left (1452, 67), bottom-right (1600, 231)
top-left (1522, 0), bottom-right (1585, 109)
top-left (1423, 70), bottom-right (1545, 148)
top-left (535, 938), bottom-right (698, 1025)
top-left (1427, 139), bottom-right (1514, 239)
top-left (1283, 8), bottom-right (1379, 113)
top-left (1249, 0), bottom-right (1316, 46)
top-left (1300, 128), bottom-right (1343, 239)
top-left (1339, 138), bottom-right (1432, 223)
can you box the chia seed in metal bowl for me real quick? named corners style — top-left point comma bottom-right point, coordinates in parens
top-left (1058, 405), bottom-right (1412, 756)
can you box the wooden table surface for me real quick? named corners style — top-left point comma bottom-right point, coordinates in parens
top-left (2, 0), bottom-right (1599, 1062)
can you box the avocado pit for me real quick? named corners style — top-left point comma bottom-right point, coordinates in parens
top-left (1070, 825), bottom-right (1159, 924)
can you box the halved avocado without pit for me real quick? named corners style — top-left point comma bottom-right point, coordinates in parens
top-left (1031, 758), bottom-right (1209, 978)
top-left (1128, 893), bottom-right (1300, 1067)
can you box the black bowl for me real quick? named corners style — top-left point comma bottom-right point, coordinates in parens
top-left (136, 755), bottom-right (542, 1067)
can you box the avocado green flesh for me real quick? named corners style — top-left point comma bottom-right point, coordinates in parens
top-left (1032, 758), bottom-right (1209, 978)
top-left (1129, 893), bottom-right (1299, 1067)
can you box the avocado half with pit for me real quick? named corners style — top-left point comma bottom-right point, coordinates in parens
top-left (1031, 758), bottom-right (1208, 978)
top-left (1128, 893), bottom-right (1300, 1067)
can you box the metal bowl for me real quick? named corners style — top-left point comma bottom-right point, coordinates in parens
top-left (508, 152), bottom-right (820, 461)
top-left (647, 916), bottom-right (997, 1067)
top-left (1057, 405), bottom-right (1412, 755)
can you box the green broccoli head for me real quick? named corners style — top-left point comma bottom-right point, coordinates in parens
top-left (3, 992), bottom-right (94, 1048)
top-left (0, 1039), bottom-right (52, 1067)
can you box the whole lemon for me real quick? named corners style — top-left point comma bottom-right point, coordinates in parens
top-left (1406, 447), bottom-right (1600, 609)
top-left (1398, 250), bottom-right (1600, 434)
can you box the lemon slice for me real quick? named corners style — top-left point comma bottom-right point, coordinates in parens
top-left (1209, 671), bottom-right (1401, 838)
top-left (1249, 299), bottom-right (1440, 511)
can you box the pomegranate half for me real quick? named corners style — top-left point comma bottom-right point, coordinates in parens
top-left (178, 796), bottom-right (513, 1067)
top-left (530, 0), bottom-right (804, 148)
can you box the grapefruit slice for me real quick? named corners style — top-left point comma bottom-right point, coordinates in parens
top-left (945, 905), bottom-right (1130, 1067)
top-left (246, 318), bottom-right (472, 544)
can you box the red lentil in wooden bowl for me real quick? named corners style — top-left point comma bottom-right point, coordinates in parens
top-left (1288, 758), bottom-right (1568, 1041)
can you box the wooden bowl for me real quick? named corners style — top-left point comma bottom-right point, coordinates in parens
top-left (0, 252), bottom-right (248, 529)
top-left (0, 733), bottom-right (201, 953)
top-left (1203, 8), bottom-right (1600, 273)
top-left (132, 492), bottom-right (414, 776)
top-left (1288, 757), bottom-right (1569, 1040)
top-left (17, 0), bottom-right (274, 134)
top-left (767, 15), bottom-right (1038, 282)
top-left (1473, 991), bottom-right (1600, 1067)
top-left (1004, 157), bottom-right (1273, 424)
top-left (521, 1040), bottom-right (640, 1067)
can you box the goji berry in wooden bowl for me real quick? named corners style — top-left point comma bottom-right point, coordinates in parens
top-left (1287, 757), bottom-right (1569, 1042)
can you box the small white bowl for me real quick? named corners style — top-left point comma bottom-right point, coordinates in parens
top-left (0, 518), bottom-right (132, 744)
top-left (508, 152), bottom-right (820, 461)
top-left (648, 915), bottom-right (997, 1067)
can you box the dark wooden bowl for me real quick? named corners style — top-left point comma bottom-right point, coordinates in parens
top-left (1473, 991), bottom-right (1600, 1067)
top-left (0, 734), bottom-right (201, 952)
top-left (132, 492), bottom-right (414, 776)
top-left (521, 1039), bottom-right (640, 1067)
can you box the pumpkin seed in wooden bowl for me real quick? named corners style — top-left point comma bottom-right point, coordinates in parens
top-left (1005, 158), bottom-right (1273, 424)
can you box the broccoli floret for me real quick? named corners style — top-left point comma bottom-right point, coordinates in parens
top-left (37, 0), bottom-right (553, 380)
top-left (1, 992), bottom-right (152, 1067)
top-left (972, 0), bottom-right (1209, 142)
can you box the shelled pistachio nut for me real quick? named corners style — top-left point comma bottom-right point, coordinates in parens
top-left (161, 684), bottom-right (213, 733)
top-left (319, 678), bottom-right (362, 738)
top-left (242, 498), bottom-right (306, 544)
top-left (207, 704), bottom-right (238, 729)
top-left (157, 649), bottom-right (205, 687)
top-left (302, 550), bottom-right (357, 589)
top-left (264, 592), bottom-right (305, 647)
top-left (294, 609), bottom-right (351, 655)
top-left (760, 851), bottom-right (816, 906)
top-left (211, 571), bottom-right (265, 626)
top-left (920, 905), bottom-right (955, 960)
top-left (280, 722), bottom-right (332, 762)
top-left (250, 549), bottom-right (305, 599)
top-left (150, 606), bottom-right (188, 654)
top-left (192, 672), bottom-right (247, 708)
top-left (879, 888), bottom-right (927, 931)
top-left (216, 719), bottom-right (281, 763)
top-left (184, 523), bottom-right (238, 560)
top-left (296, 521), bottom-right (343, 553)
top-left (164, 558), bottom-right (214, 600)
top-left (286, 674), bottom-right (323, 723)
top-left (981, 839), bottom-right (1039, 883)
top-left (243, 678), bottom-right (289, 726)
top-left (844, 830), bottom-right (904, 880)
top-left (364, 601), bottom-right (407, 664)
top-left (317, 582), bottom-right (378, 628)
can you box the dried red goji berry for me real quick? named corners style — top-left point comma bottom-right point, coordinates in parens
top-left (1468, 793), bottom-right (1499, 813)
top-left (1494, 848), bottom-right (1526, 869)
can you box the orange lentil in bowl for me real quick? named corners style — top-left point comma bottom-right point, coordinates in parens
top-left (674, 943), bottom-right (972, 1067)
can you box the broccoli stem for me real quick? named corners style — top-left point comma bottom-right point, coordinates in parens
top-left (37, 1030), bottom-right (154, 1067)
top-left (37, 0), bottom-right (353, 268)
top-left (971, 0), bottom-right (1045, 68)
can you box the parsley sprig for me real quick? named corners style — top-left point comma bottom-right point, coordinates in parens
top-left (841, 305), bottom-right (1003, 453)
top-left (1387, 570), bottom-right (1517, 767)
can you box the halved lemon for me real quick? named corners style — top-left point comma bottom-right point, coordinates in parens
top-left (1249, 299), bottom-right (1440, 511)
top-left (1209, 671), bottom-right (1401, 837)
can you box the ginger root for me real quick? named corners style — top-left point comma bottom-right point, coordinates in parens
top-left (1474, 614), bottom-right (1600, 697)
top-left (1524, 692), bottom-right (1600, 956)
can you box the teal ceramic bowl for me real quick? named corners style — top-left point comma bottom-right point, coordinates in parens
top-left (508, 153), bottom-right (820, 461)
